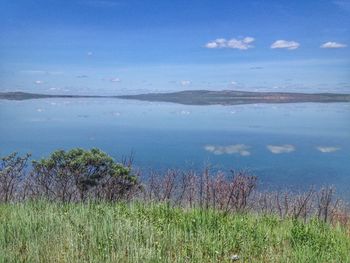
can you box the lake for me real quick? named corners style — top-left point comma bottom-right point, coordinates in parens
top-left (1, 98), bottom-right (349, 198)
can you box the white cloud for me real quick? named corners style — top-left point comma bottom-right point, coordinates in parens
top-left (320, 42), bottom-right (347, 49)
top-left (180, 110), bottom-right (191, 115)
top-left (87, 51), bottom-right (93, 56)
top-left (204, 144), bottom-right (251, 156)
top-left (267, 144), bottom-right (295, 154)
top-left (110, 77), bottom-right (121, 82)
top-left (180, 80), bottom-right (191, 86)
top-left (205, 42), bottom-right (218, 48)
top-left (316, 146), bottom-right (340, 153)
top-left (243, 37), bottom-right (255, 44)
top-left (205, 37), bottom-right (255, 50)
top-left (34, 80), bottom-right (44, 85)
top-left (271, 40), bottom-right (300, 50)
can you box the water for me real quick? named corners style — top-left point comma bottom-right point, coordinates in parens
top-left (1, 98), bottom-right (349, 198)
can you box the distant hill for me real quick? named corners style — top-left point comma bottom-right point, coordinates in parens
top-left (118, 90), bottom-right (350, 105)
top-left (1, 90), bottom-right (350, 105)
top-left (0, 92), bottom-right (103, 100)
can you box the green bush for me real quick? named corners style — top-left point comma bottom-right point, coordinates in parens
top-left (31, 148), bottom-right (139, 201)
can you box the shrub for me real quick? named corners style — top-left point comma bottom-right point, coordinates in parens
top-left (30, 148), bottom-right (139, 201)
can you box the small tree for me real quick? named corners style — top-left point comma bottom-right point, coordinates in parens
top-left (31, 148), bottom-right (138, 201)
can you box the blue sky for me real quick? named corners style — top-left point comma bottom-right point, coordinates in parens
top-left (0, 0), bottom-right (349, 94)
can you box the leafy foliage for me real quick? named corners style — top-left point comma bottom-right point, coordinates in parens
top-left (31, 148), bottom-right (138, 201)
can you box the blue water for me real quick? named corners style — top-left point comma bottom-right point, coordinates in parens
top-left (1, 98), bottom-right (349, 198)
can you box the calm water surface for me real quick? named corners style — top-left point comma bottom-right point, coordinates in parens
top-left (1, 98), bottom-right (349, 198)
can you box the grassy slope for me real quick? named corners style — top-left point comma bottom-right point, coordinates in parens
top-left (0, 202), bottom-right (349, 263)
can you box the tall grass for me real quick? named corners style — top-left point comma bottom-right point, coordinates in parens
top-left (1, 201), bottom-right (349, 263)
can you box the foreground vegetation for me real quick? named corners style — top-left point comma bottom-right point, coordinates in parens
top-left (1, 201), bottom-right (350, 263)
top-left (1, 149), bottom-right (350, 262)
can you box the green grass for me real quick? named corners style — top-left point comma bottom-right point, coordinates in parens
top-left (0, 201), bottom-right (349, 263)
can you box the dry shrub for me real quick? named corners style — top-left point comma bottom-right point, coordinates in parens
top-left (1, 151), bottom-right (350, 229)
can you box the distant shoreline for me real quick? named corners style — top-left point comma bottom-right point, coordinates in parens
top-left (1, 90), bottom-right (350, 105)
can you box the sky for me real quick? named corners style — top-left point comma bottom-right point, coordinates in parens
top-left (0, 0), bottom-right (349, 95)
